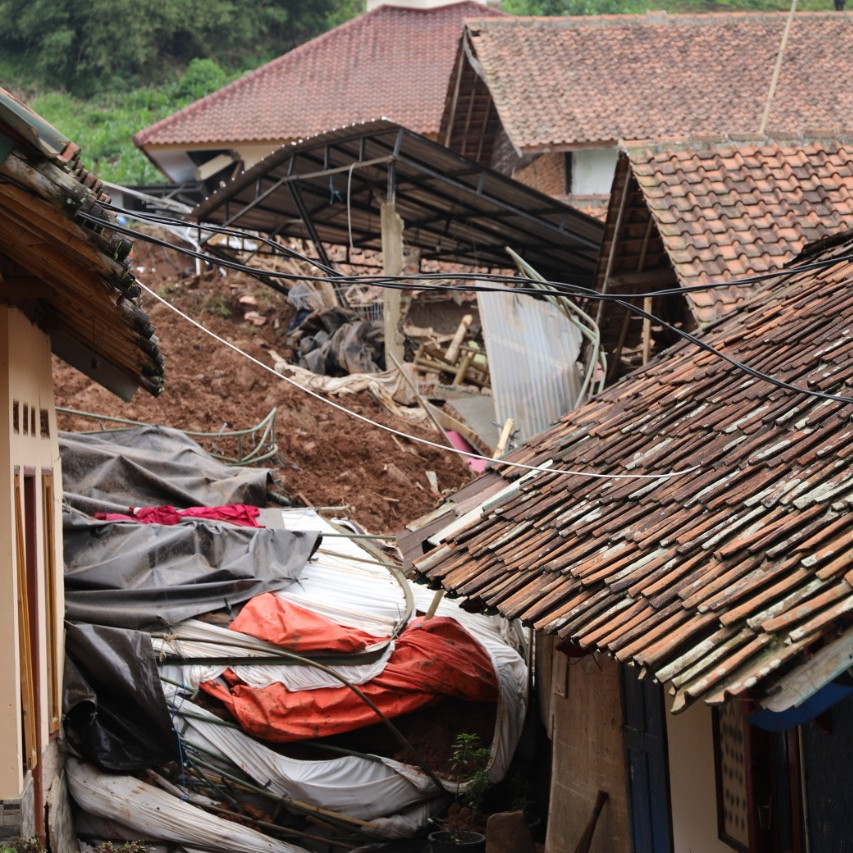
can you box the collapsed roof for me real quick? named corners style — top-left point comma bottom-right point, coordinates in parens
top-left (194, 119), bottom-right (604, 285)
top-left (0, 87), bottom-right (164, 399)
top-left (61, 426), bottom-right (528, 849)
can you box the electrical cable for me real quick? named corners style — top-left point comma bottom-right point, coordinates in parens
top-left (83, 208), bottom-right (853, 405)
top-left (87, 200), bottom-right (853, 301)
top-left (610, 296), bottom-right (853, 405)
top-left (139, 281), bottom-right (701, 482)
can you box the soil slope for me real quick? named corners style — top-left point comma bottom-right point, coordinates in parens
top-left (53, 229), bottom-right (473, 534)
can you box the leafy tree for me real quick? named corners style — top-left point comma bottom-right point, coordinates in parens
top-left (0, 0), bottom-right (362, 97)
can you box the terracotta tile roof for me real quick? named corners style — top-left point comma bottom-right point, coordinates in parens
top-left (135, 2), bottom-right (505, 148)
top-left (0, 87), bottom-right (163, 398)
top-left (607, 136), bottom-right (853, 327)
top-left (402, 232), bottom-right (853, 712)
top-left (457, 12), bottom-right (853, 153)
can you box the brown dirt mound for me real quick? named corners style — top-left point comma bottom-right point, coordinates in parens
top-left (53, 229), bottom-right (473, 534)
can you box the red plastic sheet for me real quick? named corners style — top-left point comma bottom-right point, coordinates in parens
top-left (95, 504), bottom-right (262, 527)
top-left (230, 593), bottom-right (382, 654)
top-left (200, 616), bottom-right (499, 742)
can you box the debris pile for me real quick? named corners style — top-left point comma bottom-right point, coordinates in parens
top-left (61, 426), bottom-right (528, 852)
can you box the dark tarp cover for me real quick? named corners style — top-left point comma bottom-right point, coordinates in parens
top-left (64, 512), bottom-right (319, 629)
top-left (59, 425), bottom-right (320, 770)
top-left (63, 623), bottom-right (178, 771)
top-left (59, 426), bottom-right (272, 516)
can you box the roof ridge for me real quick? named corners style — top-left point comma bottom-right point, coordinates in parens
top-left (471, 10), bottom-right (851, 27)
top-left (621, 131), bottom-right (853, 157)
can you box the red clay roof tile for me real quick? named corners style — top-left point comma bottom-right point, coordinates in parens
top-left (460, 12), bottom-right (853, 152)
top-left (619, 137), bottom-right (853, 324)
top-left (402, 233), bottom-right (853, 712)
top-left (136, 2), bottom-right (505, 148)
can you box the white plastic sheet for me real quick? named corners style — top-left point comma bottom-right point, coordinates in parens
top-left (170, 695), bottom-right (436, 822)
top-left (157, 509), bottom-right (528, 838)
top-left (67, 758), bottom-right (309, 853)
top-left (154, 622), bottom-right (395, 691)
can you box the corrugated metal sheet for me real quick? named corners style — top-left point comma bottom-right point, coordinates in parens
top-left (401, 232), bottom-right (853, 715)
top-left (479, 285), bottom-right (583, 443)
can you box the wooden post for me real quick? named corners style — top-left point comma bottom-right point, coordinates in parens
top-left (381, 201), bottom-right (405, 368)
top-left (445, 314), bottom-right (474, 364)
top-left (641, 296), bottom-right (653, 365)
top-left (495, 418), bottom-right (515, 457)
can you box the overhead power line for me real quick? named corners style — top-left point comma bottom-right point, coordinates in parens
top-left (76, 205), bottom-right (853, 407)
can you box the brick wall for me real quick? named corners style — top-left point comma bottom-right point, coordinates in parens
top-left (513, 153), bottom-right (567, 197)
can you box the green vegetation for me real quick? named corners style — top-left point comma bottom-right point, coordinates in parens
top-left (0, 0), bottom-right (843, 186)
top-left (0, 0), bottom-right (361, 97)
top-left (0, 0), bottom-right (361, 185)
top-left (450, 732), bottom-right (493, 816)
top-left (23, 59), bottom-right (232, 185)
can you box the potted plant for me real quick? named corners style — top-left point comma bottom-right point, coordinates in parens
top-left (427, 733), bottom-right (491, 852)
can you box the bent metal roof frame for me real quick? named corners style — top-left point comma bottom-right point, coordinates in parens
top-left (193, 120), bottom-right (604, 284)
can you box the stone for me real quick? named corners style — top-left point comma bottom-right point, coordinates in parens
top-left (485, 810), bottom-right (537, 853)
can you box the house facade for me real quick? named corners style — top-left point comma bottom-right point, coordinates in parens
top-left (0, 87), bottom-right (163, 845)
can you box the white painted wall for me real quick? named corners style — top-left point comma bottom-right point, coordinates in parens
top-left (571, 147), bottom-right (619, 195)
top-left (667, 700), bottom-right (732, 853)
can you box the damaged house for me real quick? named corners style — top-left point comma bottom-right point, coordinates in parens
top-left (1, 89), bottom-right (528, 851)
top-left (0, 87), bottom-right (163, 845)
top-left (401, 229), bottom-right (853, 853)
top-left (597, 135), bottom-right (853, 376)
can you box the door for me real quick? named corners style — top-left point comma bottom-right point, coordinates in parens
top-left (622, 667), bottom-right (673, 853)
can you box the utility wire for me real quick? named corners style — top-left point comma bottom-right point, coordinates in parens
top-left (83, 208), bottom-right (853, 405)
top-left (89, 202), bottom-right (853, 301)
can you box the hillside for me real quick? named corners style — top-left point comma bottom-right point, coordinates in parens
top-left (53, 229), bottom-right (474, 535)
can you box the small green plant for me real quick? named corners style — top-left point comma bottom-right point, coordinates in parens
top-left (450, 732), bottom-right (492, 817)
top-left (202, 294), bottom-right (233, 319)
top-left (450, 732), bottom-right (491, 774)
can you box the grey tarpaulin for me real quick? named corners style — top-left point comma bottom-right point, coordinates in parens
top-left (59, 425), bottom-right (272, 516)
top-left (63, 623), bottom-right (179, 771)
top-left (61, 426), bottom-right (320, 772)
top-left (64, 512), bottom-right (320, 629)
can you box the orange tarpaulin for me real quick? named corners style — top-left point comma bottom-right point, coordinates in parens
top-left (229, 593), bottom-right (382, 653)
top-left (201, 615), bottom-right (499, 742)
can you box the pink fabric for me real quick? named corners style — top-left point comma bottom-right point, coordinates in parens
top-left (447, 430), bottom-right (488, 473)
top-left (95, 504), bottom-right (262, 527)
